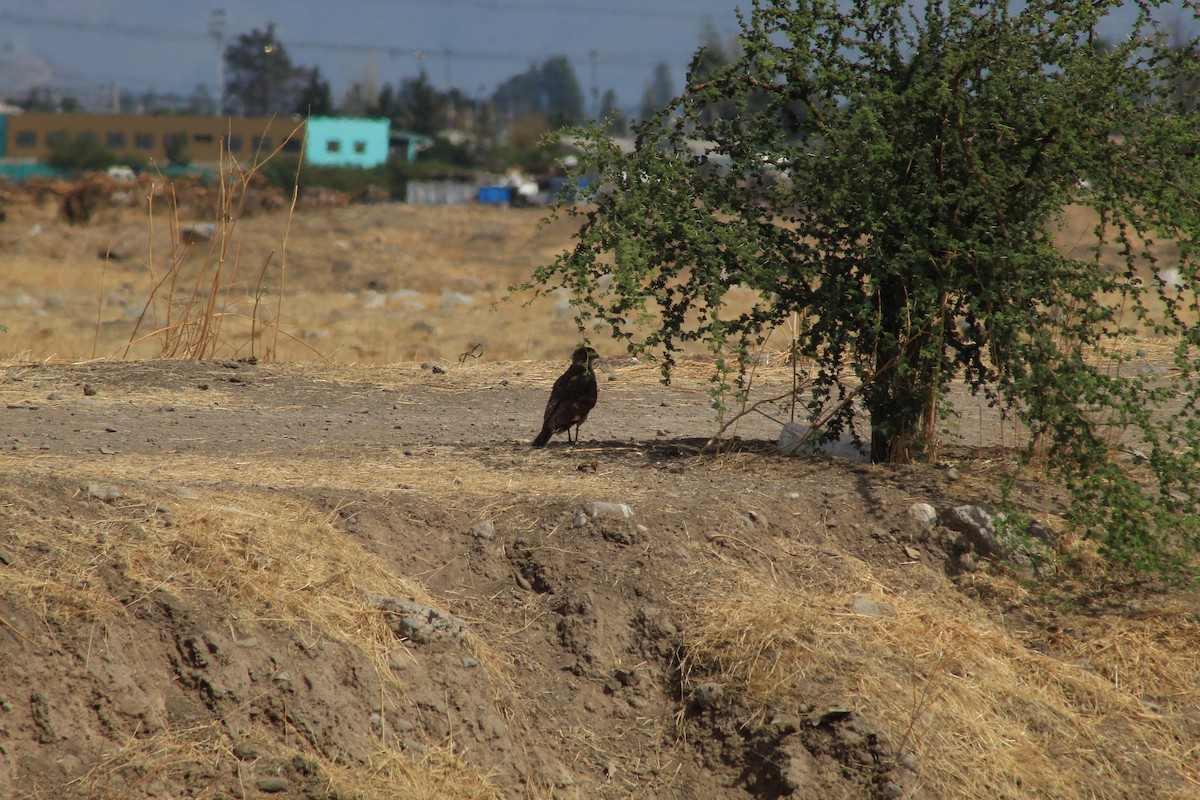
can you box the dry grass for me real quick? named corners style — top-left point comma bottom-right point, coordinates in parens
top-left (58, 720), bottom-right (501, 800)
top-left (0, 467), bottom-right (515, 798)
top-left (674, 540), bottom-right (1200, 800)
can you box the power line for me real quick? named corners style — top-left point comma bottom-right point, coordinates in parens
top-left (361, 0), bottom-right (729, 20)
top-left (0, 11), bottom-right (698, 71)
top-left (0, 11), bottom-right (203, 43)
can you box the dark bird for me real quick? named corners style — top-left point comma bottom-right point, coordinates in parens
top-left (532, 346), bottom-right (600, 447)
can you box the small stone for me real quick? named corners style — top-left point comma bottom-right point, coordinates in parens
top-left (232, 743), bottom-right (265, 761)
top-left (583, 501), bottom-right (633, 520)
top-left (907, 503), bottom-right (937, 532)
top-left (945, 467), bottom-right (961, 481)
top-left (692, 682), bottom-right (722, 711)
top-left (87, 483), bottom-right (121, 501)
top-left (46, 392), bottom-right (61, 401)
top-left (468, 519), bottom-right (495, 539)
top-left (176, 487), bottom-right (199, 499)
top-left (256, 776), bottom-right (289, 793)
top-left (515, 574), bottom-right (533, 591)
top-left (235, 637), bottom-right (259, 648)
top-left (851, 597), bottom-right (881, 616)
top-left (904, 545), bottom-right (922, 560)
top-left (461, 655), bottom-right (480, 668)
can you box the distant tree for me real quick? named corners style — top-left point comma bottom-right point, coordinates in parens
top-left (639, 61), bottom-right (675, 120)
top-left (492, 56), bottom-right (585, 127)
top-left (1164, 18), bottom-right (1200, 111)
top-left (539, 56), bottom-right (585, 126)
top-left (369, 84), bottom-right (400, 120)
top-left (598, 88), bottom-right (627, 136)
top-left (45, 134), bottom-right (118, 172)
top-left (396, 71), bottom-right (446, 135)
top-left (185, 84), bottom-right (217, 115)
top-left (339, 82), bottom-right (374, 117)
top-left (224, 24), bottom-right (310, 117)
top-left (691, 20), bottom-right (739, 122)
top-left (295, 67), bottom-right (334, 116)
top-left (163, 132), bottom-right (190, 167)
top-left (12, 87), bottom-right (72, 112)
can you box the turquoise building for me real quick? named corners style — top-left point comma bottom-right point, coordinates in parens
top-left (304, 116), bottom-right (390, 169)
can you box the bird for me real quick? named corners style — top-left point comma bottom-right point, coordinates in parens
top-left (532, 346), bottom-right (600, 447)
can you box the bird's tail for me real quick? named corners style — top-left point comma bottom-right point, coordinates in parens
top-left (531, 426), bottom-right (552, 447)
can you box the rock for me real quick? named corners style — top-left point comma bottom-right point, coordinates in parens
top-left (850, 596), bottom-right (883, 616)
top-left (779, 421), bottom-right (868, 460)
top-left (461, 655), bottom-right (480, 668)
top-left (691, 682), bottom-right (722, 711)
top-left (940, 504), bottom-right (999, 557)
top-left (87, 483), bottom-right (121, 502)
top-left (232, 742), bottom-right (265, 761)
top-left (367, 592), bottom-right (467, 643)
top-left (942, 504), bottom-right (1053, 575)
top-left (907, 503), bottom-right (937, 534)
top-left (780, 746), bottom-right (819, 793)
top-left (583, 501), bottom-right (633, 520)
top-left (256, 776), bottom-right (289, 793)
top-left (468, 519), bottom-right (495, 540)
top-left (440, 292), bottom-right (474, 309)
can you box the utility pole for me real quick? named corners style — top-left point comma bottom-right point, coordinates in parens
top-left (589, 50), bottom-right (598, 118)
top-left (210, 8), bottom-right (227, 116)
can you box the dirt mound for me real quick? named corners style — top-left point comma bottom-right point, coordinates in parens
top-left (1, 359), bottom-right (1198, 799)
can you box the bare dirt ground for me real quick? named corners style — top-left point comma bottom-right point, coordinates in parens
top-left (1, 196), bottom-right (1199, 800)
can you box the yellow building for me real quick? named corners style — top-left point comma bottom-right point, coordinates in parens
top-left (0, 112), bottom-right (305, 167)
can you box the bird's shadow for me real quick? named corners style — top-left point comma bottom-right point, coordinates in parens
top-left (537, 436), bottom-right (778, 461)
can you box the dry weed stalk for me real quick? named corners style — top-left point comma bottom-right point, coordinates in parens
top-left (121, 122), bottom-right (312, 362)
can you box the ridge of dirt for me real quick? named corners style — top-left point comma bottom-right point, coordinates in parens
top-left (1, 358), bottom-right (1198, 800)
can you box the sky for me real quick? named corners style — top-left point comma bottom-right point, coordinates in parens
top-left (0, 1), bottom-right (1194, 114)
top-left (0, 0), bottom-right (747, 113)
